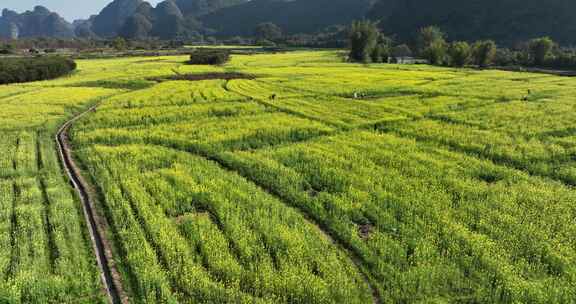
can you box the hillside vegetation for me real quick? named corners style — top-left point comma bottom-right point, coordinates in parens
top-left (1, 51), bottom-right (575, 303)
top-left (369, 0), bottom-right (576, 45)
top-left (3, 0), bottom-right (576, 45)
top-left (201, 0), bottom-right (373, 36)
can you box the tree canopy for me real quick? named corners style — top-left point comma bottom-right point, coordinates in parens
top-left (0, 56), bottom-right (76, 84)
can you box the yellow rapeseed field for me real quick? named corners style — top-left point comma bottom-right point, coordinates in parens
top-left (1, 50), bottom-right (575, 303)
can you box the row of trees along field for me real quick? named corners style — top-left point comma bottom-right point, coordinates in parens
top-left (348, 20), bottom-right (576, 69)
top-left (0, 21), bottom-right (348, 54)
top-left (0, 57), bottom-right (77, 85)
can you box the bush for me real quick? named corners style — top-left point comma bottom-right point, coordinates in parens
top-left (256, 39), bottom-right (277, 47)
top-left (493, 48), bottom-right (518, 66)
top-left (0, 56), bottom-right (77, 85)
top-left (188, 49), bottom-right (231, 65)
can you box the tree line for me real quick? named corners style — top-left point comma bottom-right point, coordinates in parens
top-left (0, 57), bottom-right (77, 85)
top-left (348, 20), bottom-right (573, 70)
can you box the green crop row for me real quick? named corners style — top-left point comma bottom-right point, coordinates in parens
top-left (3, 49), bottom-right (576, 303)
top-left (0, 55), bottom-right (196, 302)
top-left (217, 130), bottom-right (576, 303)
top-left (69, 50), bottom-right (576, 303)
top-left (75, 143), bottom-right (372, 303)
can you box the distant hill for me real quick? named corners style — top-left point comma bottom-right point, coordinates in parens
top-left (201, 0), bottom-right (374, 36)
top-left (91, 0), bottom-right (145, 37)
top-left (174, 0), bottom-right (249, 17)
top-left (2, 0), bottom-right (576, 45)
top-left (93, 0), bottom-right (249, 39)
top-left (0, 6), bottom-right (74, 39)
top-left (0, 0), bottom-right (370, 40)
top-left (369, 0), bottom-right (576, 45)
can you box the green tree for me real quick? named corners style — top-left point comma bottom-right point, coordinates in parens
top-left (448, 41), bottom-right (472, 67)
top-left (0, 43), bottom-right (15, 55)
top-left (391, 44), bottom-right (413, 59)
top-left (348, 20), bottom-right (380, 63)
top-left (472, 40), bottom-right (497, 67)
top-left (370, 44), bottom-right (388, 63)
top-left (254, 22), bottom-right (283, 41)
top-left (422, 40), bottom-right (447, 65)
top-left (416, 26), bottom-right (447, 65)
top-left (112, 37), bottom-right (127, 51)
top-left (416, 26), bottom-right (445, 55)
top-left (371, 35), bottom-right (392, 63)
top-left (528, 37), bottom-right (555, 66)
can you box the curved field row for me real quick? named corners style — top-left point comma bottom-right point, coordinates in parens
top-left (74, 143), bottom-right (373, 303)
top-left (70, 74), bottom-right (381, 303)
top-left (3, 50), bottom-right (576, 303)
top-left (219, 130), bottom-right (576, 302)
top-left (0, 55), bottom-right (207, 303)
top-left (71, 51), bottom-right (576, 303)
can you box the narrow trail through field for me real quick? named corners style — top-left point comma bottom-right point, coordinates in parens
top-left (56, 104), bottom-right (128, 304)
top-left (55, 80), bottom-right (380, 303)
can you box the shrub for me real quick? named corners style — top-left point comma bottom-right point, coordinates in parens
top-left (188, 49), bottom-right (231, 65)
top-left (0, 56), bottom-right (77, 85)
top-left (256, 39), bottom-right (277, 47)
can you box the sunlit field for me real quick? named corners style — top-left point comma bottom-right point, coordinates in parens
top-left (1, 50), bottom-right (575, 303)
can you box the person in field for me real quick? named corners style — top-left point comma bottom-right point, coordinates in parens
top-left (522, 89), bottom-right (532, 101)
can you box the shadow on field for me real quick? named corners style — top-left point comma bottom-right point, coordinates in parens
top-left (148, 72), bottom-right (256, 82)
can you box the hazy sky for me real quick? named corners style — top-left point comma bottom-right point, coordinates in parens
top-left (1, 0), bottom-right (164, 21)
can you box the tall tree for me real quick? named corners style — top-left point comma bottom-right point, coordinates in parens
top-left (112, 37), bottom-right (127, 50)
top-left (416, 26), bottom-right (445, 55)
top-left (528, 37), bottom-right (555, 66)
top-left (371, 34), bottom-right (392, 63)
top-left (423, 40), bottom-right (447, 65)
top-left (348, 20), bottom-right (380, 63)
top-left (254, 22), bottom-right (283, 41)
top-left (472, 40), bottom-right (497, 67)
top-left (448, 41), bottom-right (471, 67)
